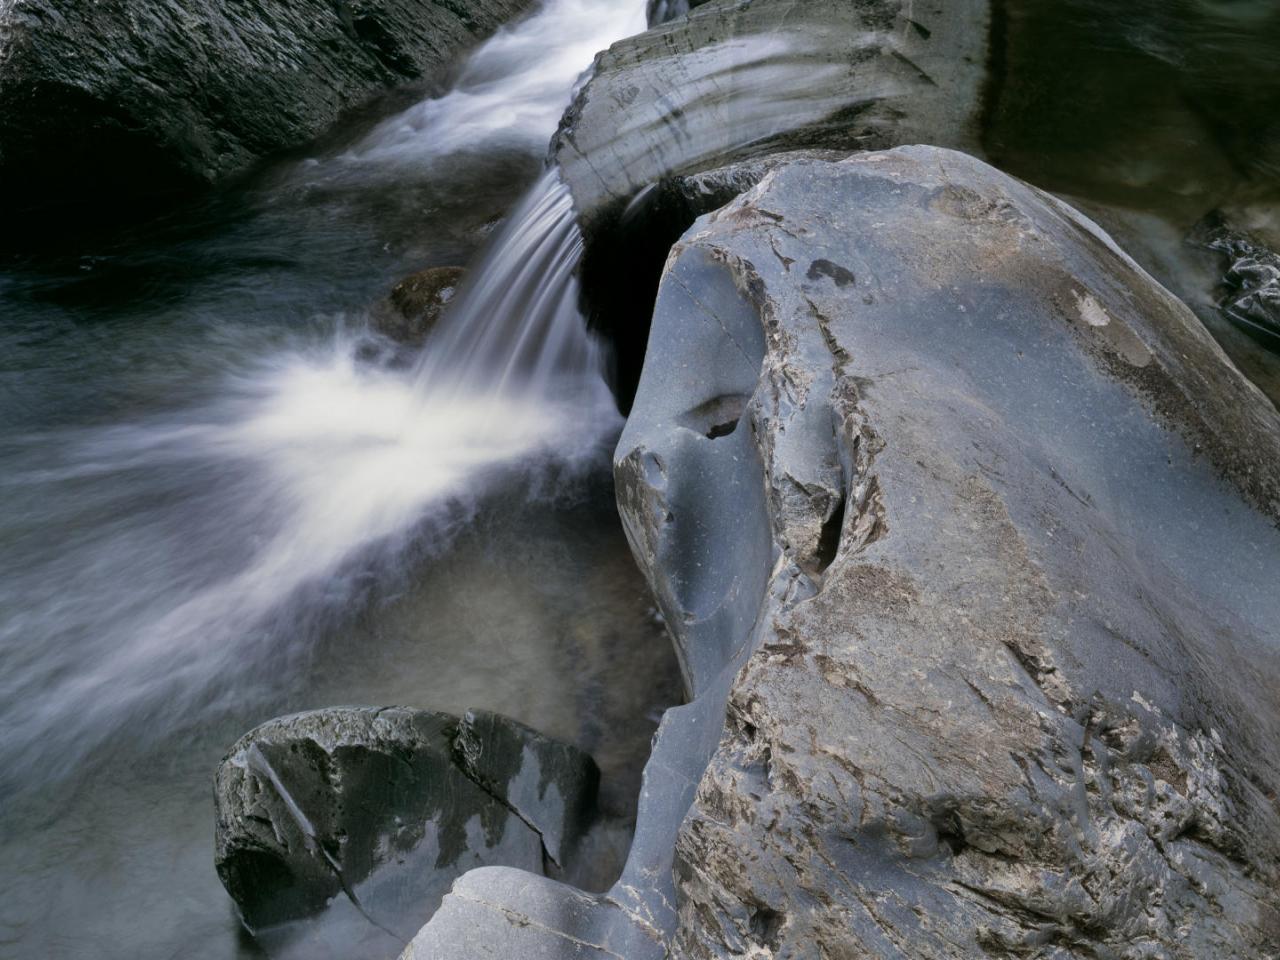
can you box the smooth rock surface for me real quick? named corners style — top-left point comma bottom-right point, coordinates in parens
top-left (405, 146), bottom-right (1280, 959)
top-left (552, 0), bottom-right (988, 230)
top-left (0, 0), bottom-right (531, 213)
top-left (215, 706), bottom-right (601, 958)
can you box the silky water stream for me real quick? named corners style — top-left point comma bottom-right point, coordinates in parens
top-left (0, 1), bottom-right (673, 958)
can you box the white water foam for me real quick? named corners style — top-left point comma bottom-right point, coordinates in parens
top-left (319, 0), bottom-right (644, 173)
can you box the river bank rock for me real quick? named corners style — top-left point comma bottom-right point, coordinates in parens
top-left (402, 146), bottom-right (1280, 958)
top-left (0, 0), bottom-right (532, 217)
top-left (371, 265), bottom-right (465, 344)
top-left (214, 706), bottom-right (601, 958)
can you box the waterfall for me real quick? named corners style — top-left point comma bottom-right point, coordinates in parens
top-left (413, 171), bottom-right (601, 401)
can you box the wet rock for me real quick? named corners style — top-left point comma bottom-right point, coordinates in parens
top-left (0, 0), bottom-right (532, 216)
top-left (453, 708), bottom-right (600, 869)
top-left (555, 0), bottom-right (988, 408)
top-left (214, 706), bottom-right (600, 958)
top-left (552, 0), bottom-right (988, 231)
top-left (401, 691), bottom-right (727, 960)
top-left (579, 149), bottom-right (848, 409)
top-left (1192, 214), bottom-right (1280, 350)
top-left (371, 266), bottom-right (465, 344)
top-left (404, 146), bottom-right (1280, 958)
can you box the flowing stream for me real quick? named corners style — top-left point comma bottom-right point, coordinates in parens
top-left (0, 1), bottom-right (665, 958)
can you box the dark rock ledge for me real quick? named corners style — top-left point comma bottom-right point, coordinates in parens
top-left (401, 147), bottom-right (1280, 958)
top-left (0, 0), bottom-right (533, 216)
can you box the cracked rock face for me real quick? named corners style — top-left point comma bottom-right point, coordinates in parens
top-left (621, 146), bottom-right (1280, 958)
top-left (214, 706), bottom-right (601, 959)
top-left (399, 146), bottom-right (1280, 960)
top-left (0, 0), bottom-right (531, 214)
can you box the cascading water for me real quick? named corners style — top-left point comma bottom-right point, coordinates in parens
top-left (414, 171), bottom-right (601, 399)
top-left (0, 2), bottom-right (667, 958)
top-left (0, 0), bottom-right (639, 798)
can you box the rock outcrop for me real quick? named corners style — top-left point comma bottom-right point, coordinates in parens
top-left (403, 147), bottom-right (1280, 958)
top-left (0, 0), bottom-right (531, 215)
top-left (215, 706), bottom-right (603, 959)
top-left (553, 0), bottom-right (988, 408)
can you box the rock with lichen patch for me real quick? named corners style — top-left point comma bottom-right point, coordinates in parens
top-left (399, 146), bottom-right (1280, 960)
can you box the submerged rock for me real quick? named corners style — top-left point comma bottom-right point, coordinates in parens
top-left (371, 265), bottom-right (465, 345)
top-left (403, 147), bottom-right (1280, 958)
top-left (214, 706), bottom-right (601, 958)
top-left (0, 0), bottom-right (531, 215)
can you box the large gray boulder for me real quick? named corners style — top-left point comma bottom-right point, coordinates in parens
top-left (0, 0), bottom-right (531, 214)
top-left (555, 0), bottom-right (989, 408)
top-left (632, 146), bottom-right (1280, 957)
top-left (215, 706), bottom-right (602, 959)
top-left (403, 146), bottom-right (1280, 958)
